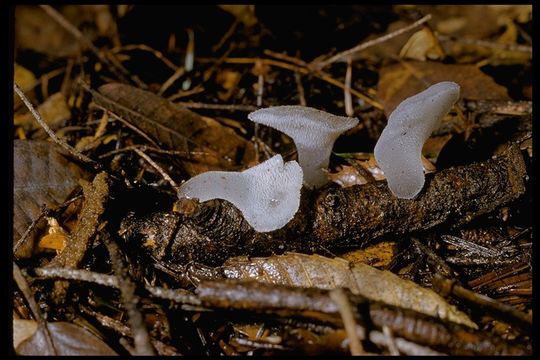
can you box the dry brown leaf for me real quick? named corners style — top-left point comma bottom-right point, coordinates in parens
top-left (417, 5), bottom-right (502, 39)
top-left (219, 252), bottom-right (477, 328)
top-left (15, 6), bottom-right (83, 57)
top-left (413, 5), bottom-right (532, 65)
top-left (14, 64), bottom-right (37, 109)
top-left (360, 155), bottom-right (386, 180)
top-left (377, 61), bottom-right (510, 116)
top-left (14, 63), bottom-right (37, 92)
top-left (16, 321), bottom-right (117, 355)
top-left (15, 5), bottom-right (116, 57)
top-left (218, 5), bottom-right (258, 27)
top-left (97, 83), bottom-right (256, 175)
top-left (13, 319), bottom-right (38, 349)
top-left (423, 134), bottom-right (453, 162)
top-left (399, 27), bottom-right (445, 61)
top-left (14, 140), bottom-right (89, 258)
top-left (15, 92), bottom-right (71, 132)
top-left (488, 5), bottom-right (532, 24)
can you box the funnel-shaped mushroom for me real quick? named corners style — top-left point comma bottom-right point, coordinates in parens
top-left (177, 155), bottom-right (303, 232)
top-left (248, 106), bottom-right (359, 188)
top-left (374, 81), bottom-right (460, 199)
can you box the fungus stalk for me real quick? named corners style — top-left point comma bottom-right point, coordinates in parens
top-left (248, 106), bottom-right (359, 188)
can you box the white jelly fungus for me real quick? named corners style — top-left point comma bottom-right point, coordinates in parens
top-left (177, 155), bottom-right (303, 232)
top-left (248, 106), bottom-right (359, 188)
top-left (374, 81), bottom-right (460, 199)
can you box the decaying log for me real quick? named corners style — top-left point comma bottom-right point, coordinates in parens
top-left (120, 145), bottom-right (527, 267)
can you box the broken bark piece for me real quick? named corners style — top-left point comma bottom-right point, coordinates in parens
top-left (46, 171), bottom-right (111, 300)
top-left (121, 145), bottom-right (527, 267)
top-left (196, 280), bottom-right (530, 355)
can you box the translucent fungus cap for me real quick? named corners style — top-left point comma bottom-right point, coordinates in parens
top-left (177, 155), bottom-right (303, 232)
top-left (248, 106), bottom-right (359, 188)
top-left (374, 81), bottom-right (460, 199)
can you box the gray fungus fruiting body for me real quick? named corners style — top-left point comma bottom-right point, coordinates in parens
top-left (248, 106), bottom-right (359, 188)
top-left (374, 81), bottom-right (461, 199)
top-left (177, 155), bottom-right (303, 233)
top-left (177, 87), bottom-right (460, 233)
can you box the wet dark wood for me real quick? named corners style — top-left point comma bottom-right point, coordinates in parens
top-left (121, 145), bottom-right (527, 267)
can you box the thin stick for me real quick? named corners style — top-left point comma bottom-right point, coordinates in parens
top-left (264, 49), bottom-right (309, 68)
top-left (111, 44), bottom-right (180, 71)
top-left (212, 18), bottom-right (239, 52)
top-left (313, 14), bottom-right (432, 69)
top-left (14, 194), bottom-right (83, 256)
top-left (90, 103), bottom-right (157, 146)
top-left (173, 101), bottom-right (257, 112)
top-left (98, 145), bottom-right (207, 159)
top-left (39, 5), bottom-right (147, 89)
top-left (14, 83), bottom-right (100, 169)
top-left (13, 263), bottom-right (57, 354)
top-left (329, 288), bottom-right (364, 355)
top-left (14, 205), bottom-right (49, 256)
top-left (158, 67), bottom-right (186, 96)
top-left (100, 232), bottom-right (156, 355)
top-left (167, 85), bottom-right (205, 102)
top-left (294, 71), bottom-right (307, 106)
top-left (33, 267), bottom-right (201, 305)
top-left (221, 57), bottom-right (383, 109)
top-left (133, 148), bottom-right (178, 190)
top-left (344, 56), bottom-right (353, 116)
top-left (382, 325), bottom-right (400, 355)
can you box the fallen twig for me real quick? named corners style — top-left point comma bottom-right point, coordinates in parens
top-left (329, 288), bottom-right (364, 355)
top-left (311, 14), bottom-right (432, 69)
top-left (33, 267), bottom-right (200, 305)
top-left (133, 148), bottom-right (178, 190)
top-left (219, 57), bottom-right (383, 109)
top-left (100, 231), bottom-right (156, 355)
top-left (13, 263), bottom-right (57, 354)
top-left (433, 274), bottom-right (532, 331)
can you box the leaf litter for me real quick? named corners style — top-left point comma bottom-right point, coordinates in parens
top-left (12, 4), bottom-right (531, 356)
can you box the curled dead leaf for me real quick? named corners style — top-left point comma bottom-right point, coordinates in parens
top-left (16, 321), bottom-right (117, 355)
top-left (212, 252), bottom-right (477, 328)
top-left (15, 93), bottom-right (71, 132)
top-left (399, 27), bottom-right (445, 61)
top-left (13, 319), bottom-right (38, 349)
